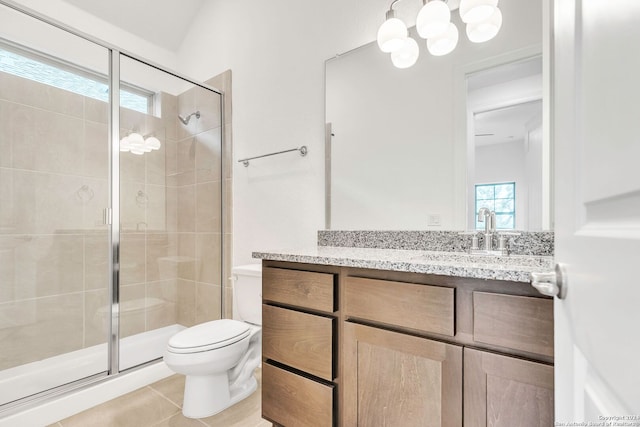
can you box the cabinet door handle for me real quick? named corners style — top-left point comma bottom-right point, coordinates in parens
top-left (530, 263), bottom-right (567, 299)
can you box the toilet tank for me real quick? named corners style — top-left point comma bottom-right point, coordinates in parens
top-left (231, 264), bottom-right (262, 325)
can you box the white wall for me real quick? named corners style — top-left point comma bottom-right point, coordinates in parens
top-left (475, 141), bottom-right (528, 229)
top-left (177, 0), bottom-right (543, 263)
top-left (176, 0), bottom-right (396, 265)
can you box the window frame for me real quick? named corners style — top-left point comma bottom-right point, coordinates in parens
top-left (474, 181), bottom-right (516, 230)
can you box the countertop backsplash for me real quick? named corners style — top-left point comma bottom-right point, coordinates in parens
top-left (317, 230), bottom-right (554, 257)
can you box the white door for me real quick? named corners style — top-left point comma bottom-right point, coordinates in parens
top-left (552, 0), bottom-right (640, 420)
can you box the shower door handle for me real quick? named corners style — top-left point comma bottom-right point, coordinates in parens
top-left (103, 208), bottom-right (112, 225)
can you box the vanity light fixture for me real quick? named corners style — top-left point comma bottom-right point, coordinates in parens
top-left (376, 3), bottom-right (408, 53)
top-left (416, 0), bottom-right (451, 39)
top-left (391, 36), bottom-right (420, 68)
top-left (466, 6), bottom-right (502, 43)
top-left (377, 0), bottom-right (502, 68)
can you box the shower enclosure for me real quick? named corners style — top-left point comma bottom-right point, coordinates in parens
top-left (0, 2), bottom-right (224, 410)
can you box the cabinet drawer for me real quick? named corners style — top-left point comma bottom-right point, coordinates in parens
top-left (262, 362), bottom-right (334, 427)
top-left (473, 292), bottom-right (554, 357)
top-left (345, 277), bottom-right (455, 337)
top-left (263, 267), bottom-right (335, 313)
top-left (262, 304), bottom-right (334, 380)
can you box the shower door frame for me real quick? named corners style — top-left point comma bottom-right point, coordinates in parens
top-left (0, 0), bottom-right (225, 412)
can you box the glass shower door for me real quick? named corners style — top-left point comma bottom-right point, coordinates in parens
top-left (117, 55), bottom-right (223, 370)
top-left (0, 4), bottom-right (110, 405)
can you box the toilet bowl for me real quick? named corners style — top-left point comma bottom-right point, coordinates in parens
top-left (164, 264), bottom-right (262, 419)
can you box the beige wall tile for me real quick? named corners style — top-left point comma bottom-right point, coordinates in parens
top-left (224, 178), bottom-right (232, 233)
top-left (146, 233), bottom-right (177, 282)
top-left (165, 186), bottom-right (178, 232)
top-left (165, 140), bottom-right (178, 187)
top-left (146, 185), bottom-right (167, 232)
top-left (33, 173), bottom-right (85, 234)
top-left (0, 72), bottom-right (83, 119)
top-left (120, 233), bottom-right (146, 285)
top-left (84, 233), bottom-right (109, 291)
top-left (119, 283), bottom-right (145, 338)
top-left (83, 121), bottom-right (108, 179)
top-left (176, 185), bottom-right (195, 232)
top-left (177, 279), bottom-right (195, 327)
top-left (146, 279), bottom-right (178, 330)
top-left (0, 294), bottom-right (83, 370)
top-left (196, 181), bottom-right (221, 233)
top-left (223, 125), bottom-right (233, 180)
top-left (84, 98), bottom-right (108, 125)
top-left (84, 289), bottom-right (109, 348)
top-left (81, 177), bottom-right (109, 231)
top-left (195, 87), bottom-right (222, 134)
top-left (195, 282), bottom-right (221, 324)
top-left (146, 141), bottom-right (167, 187)
top-left (195, 128), bottom-right (222, 184)
top-left (176, 137), bottom-right (196, 186)
top-left (158, 92), bottom-right (178, 142)
top-left (11, 104), bottom-right (84, 176)
top-left (195, 233), bottom-right (221, 286)
top-left (0, 101), bottom-right (13, 168)
top-left (177, 233), bottom-right (196, 281)
top-left (177, 87), bottom-right (197, 140)
top-left (120, 150), bottom-right (146, 184)
top-left (120, 184), bottom-right (147, 233)
top-left (5, 235), bottom-right (84, 301)
top-left (204, 70), bottom-right (231, 125)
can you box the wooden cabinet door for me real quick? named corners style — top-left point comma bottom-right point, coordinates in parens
top-left (343, 322), bottom-right (462, 427)
top-left (464, 348), bottom-right (554, 427)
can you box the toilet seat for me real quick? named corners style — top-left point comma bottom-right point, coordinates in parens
top-left (167, 319), bottom-right (251, 354)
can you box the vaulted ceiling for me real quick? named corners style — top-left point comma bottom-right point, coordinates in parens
top-left (62, 0), bottom-right (205, 52)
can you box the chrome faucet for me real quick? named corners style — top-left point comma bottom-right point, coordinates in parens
top-left (477, 208), bottom-right (496, 251)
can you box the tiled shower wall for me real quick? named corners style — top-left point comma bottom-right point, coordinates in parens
top-left (0, 71), bottom-right (111, 369)
top-left (0, 69), bottom-right (231, 371)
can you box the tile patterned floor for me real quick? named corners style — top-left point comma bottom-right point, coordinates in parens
top-left (48, 369), bottom-right (271, 427)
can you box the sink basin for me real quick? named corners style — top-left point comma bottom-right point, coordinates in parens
top-left (408, 251), bottom-right (553, 269)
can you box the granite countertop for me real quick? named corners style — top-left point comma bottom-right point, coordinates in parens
top-left (252, 246), bottom-right (554, 283)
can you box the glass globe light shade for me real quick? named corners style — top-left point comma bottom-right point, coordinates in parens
top-left (377, 11), bottom-right (408, 53)
top-left (416, 0), bottom-right (451, 39)
top-left (119, 136), bottom-right (131, 152)
top-left (145, 136), bottom-right (161, 150)
top-left (127, 132), bottom-right (145, 147)
top-left (391, 37), bottom-right (419, 69)
top-left (130, 147), bottom-right (145, 155)
top-left (466, 7), bottom-right (502, 43)
top-left (459, 0), bottom-right (498, 24)
top-left (427, 23), bottom-right (459, 56)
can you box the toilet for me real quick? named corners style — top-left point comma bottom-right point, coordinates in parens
top-left (164, 264), bottom-right (262, 419)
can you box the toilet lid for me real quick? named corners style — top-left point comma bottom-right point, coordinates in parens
top-left (167, 319), bottom-right (251, 353)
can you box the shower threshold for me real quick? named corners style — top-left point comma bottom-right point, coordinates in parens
top-left (0, 324), bottom-right (185, 407)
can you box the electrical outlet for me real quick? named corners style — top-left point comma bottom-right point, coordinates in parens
top-left (427, 214), bottom-right (441, 226)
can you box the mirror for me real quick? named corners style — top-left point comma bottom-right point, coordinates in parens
top-left (325, 0), bottom-right (548, 231)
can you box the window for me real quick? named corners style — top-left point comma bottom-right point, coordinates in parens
top-left (0, 43), bottom-right (152, 114)
top-left (475, 182), bottom-right (515, 230)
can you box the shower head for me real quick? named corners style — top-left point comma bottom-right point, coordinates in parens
top-left (178, 110), bottom-right (201, 125)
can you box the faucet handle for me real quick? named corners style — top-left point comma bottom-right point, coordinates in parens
top-left (458, 231), bottom-right (480, 250)
top-left (497, 231), bottom-right (521, 251)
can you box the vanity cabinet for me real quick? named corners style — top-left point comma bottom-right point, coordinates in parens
top-left (343, 322), bottom-right (462, 427)
top-left (464, 348), bottom-right (554, 426)
top-left (261, 266), bottom-right (338, 427)
top-left (260, 261), bottom-right (554, 427)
